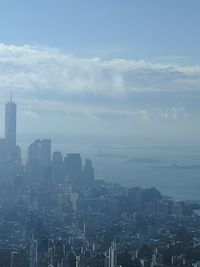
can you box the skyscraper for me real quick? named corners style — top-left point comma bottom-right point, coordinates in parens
top-left (108, 241), bottom-right (117, 267)
top-left (82, 158), bottom-right (95, 183)
top-left (64, 153), bottom-right (82, 183)
top-left (27, 139), bottom-right (51, 167)
top-left (27, 139), bottom-right (51, 183)
top-left (5, 93), bottom-right (17, 148)
top-left (52, 151), bottom-right (64, 184)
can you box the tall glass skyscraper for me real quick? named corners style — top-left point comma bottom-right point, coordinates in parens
top-left (5, 96), bottom-right (17, 148)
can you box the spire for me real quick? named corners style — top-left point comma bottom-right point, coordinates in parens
top-left (10, 78), bottom-right (13, 102)
top-left (9, 75), bottom-right (13, 102)
top-left (10, 88), bottom-right (12, 102)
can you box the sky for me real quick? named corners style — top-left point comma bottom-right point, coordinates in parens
top-left (0, 0), bottom-right (200, 147)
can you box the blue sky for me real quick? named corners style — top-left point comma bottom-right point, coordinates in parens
top-left (0, 0), bottom-right (200, 146)
top-left (1, 0), bottom-right (200, 59)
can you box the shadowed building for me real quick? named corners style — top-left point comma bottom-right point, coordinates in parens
top-left (27, 139), bottom-right (51, 167)
top-left (52, 151), bottom-right (64, 184)
top-left (82, 158), bottom-right (95, 183)
top-left (64, 153), bottom-right (82, 183)
top-left (27, 139), bottom-right (51, 183)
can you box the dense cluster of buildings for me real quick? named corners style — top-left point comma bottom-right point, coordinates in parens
top-left (0, 98), bottom-right (200, 266)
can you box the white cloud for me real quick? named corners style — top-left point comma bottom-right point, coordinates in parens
top-left (0, 43), bottom-right (200, 92)
top-left (155, 103), bottom-right (189, 121)
top-left (0, 43), bottom-right (198, 120)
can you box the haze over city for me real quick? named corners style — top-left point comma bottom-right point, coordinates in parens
top-left (0, 0), bottom-right (200, 147)
top-left (1, 1), bottom-right (200, 267)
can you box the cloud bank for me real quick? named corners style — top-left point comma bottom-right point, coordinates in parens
top-left (0, 43), bottom-right (198, 120)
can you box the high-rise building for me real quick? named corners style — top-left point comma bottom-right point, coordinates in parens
top-left (52, 151), bottom-right (64, 184)
top-left (11, 251), bottom-right (21, 267)
top-left (27, 139), bottom-right (51, 182)
top-left (30, 238), bottom-right (38, 267)
top-left (82, 158), bottom-right (95, 183)
top-left (64, 153), bottom-right (82, 183)
top-left (28, 139), bottom-right (51, 167)
top-left (108, 242), bottom-right (117, 267)
top-left (0, 138), bottom-right (7, 163)
top-left (5, 94), bottom-right (17, 148)
top-left (40, 139), bottom-right (51, 167)
top-left (4, 95), bottom-right (21, 162)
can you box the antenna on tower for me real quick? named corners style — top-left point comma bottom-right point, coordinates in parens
top-left (10, 80), bottom-right (13, 102)
top-left (10, 89), bottom-right (12, 102)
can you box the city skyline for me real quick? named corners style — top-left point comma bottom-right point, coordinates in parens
top-left (0, 96), bottom-right (198, 200)
top-left (0, 2), bottom-right (200, 267)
